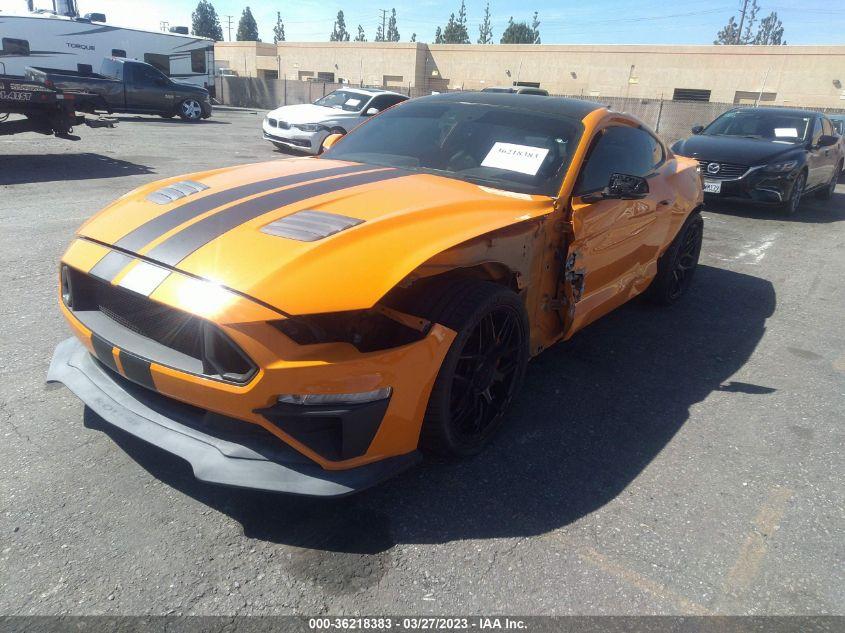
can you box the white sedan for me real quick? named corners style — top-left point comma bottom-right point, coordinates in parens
top-left (263, 87), bottom-right (408, 154)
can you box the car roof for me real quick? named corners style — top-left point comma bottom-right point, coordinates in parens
top-left (727, 106), bottom-right (824, 118)
top-left (419, 91), bottom-right (603, 119)
top-left (334, 87), bottom-right (406, 98)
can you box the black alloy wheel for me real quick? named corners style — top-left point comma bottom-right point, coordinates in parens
top-left (412, 279), bottom-right (529, 456)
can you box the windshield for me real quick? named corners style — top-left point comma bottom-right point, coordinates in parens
top-left (703, 110), bottom-right (812, 143)
top-left (322, 99), bottom-right (583, 196)
top-left (313, 90), bottom-right (369, 112)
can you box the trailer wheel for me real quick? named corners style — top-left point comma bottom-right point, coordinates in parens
top-left (178, 99), bottom-right (203, 122)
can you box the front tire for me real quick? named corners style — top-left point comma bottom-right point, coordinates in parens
top-left (178, 99), bottom-right (203, 122)
top-left (780, 172), bottom-right (805, 215)
top-left (815, 162), bottom-right (842, 200)
top-left (416, 279), bottom-right (529, 456)
top-left (646, 211), bottom-right (703, 306)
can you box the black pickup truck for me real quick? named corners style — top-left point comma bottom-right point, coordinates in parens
top-left (26, 58), bottom-right (212, 121)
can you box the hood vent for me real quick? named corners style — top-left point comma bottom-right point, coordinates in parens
top-left (261, 210), bottom-right (364, 242)
top-left (146, 180), bottom-right (210, 205)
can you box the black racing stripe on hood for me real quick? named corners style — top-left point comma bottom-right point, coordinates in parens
top-left (115, 164), bottom-right (377, 253)
top-left (146, 169), bottom-right (403, 267)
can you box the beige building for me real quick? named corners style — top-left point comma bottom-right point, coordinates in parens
top-left (215, 42), bottom-right (845, 108)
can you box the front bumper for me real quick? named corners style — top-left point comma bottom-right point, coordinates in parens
top-left (702, 166), bottom-right (798, 205)
top-left (48, 337), bottom-right (420, 497)
top-left (262, 121), bottom-right (325, 154)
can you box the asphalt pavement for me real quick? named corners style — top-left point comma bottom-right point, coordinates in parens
top-left (0, 110), bottom-right (842, 615)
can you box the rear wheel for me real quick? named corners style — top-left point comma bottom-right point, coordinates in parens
top-left (815, 162), bottom-right (842, 200)
top-left (646, 211), bottom-right (703, 306)
top-left (416, 279), bottom-right (529, 456)
top-left (178, 99), bottom-right (203, 121)
top-left (780, 172), bottom-right (805, 215)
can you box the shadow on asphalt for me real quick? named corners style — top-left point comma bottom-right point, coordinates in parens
top-left (84, 264), bottom-right (775, 554)
top-left (114, 115), bottom-right (230, 125)
top-left (0, 152), bottom-right (154, 185)
top-left (704, 189), bottom-right (845, 224)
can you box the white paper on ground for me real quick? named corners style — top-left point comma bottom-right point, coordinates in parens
top-left (774, 128), bottom-right (798, 138)
top-left (481, 142), bottom-right (550, 176)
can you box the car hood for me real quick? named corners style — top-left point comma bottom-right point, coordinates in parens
top-left (267, 103), bottom-right (357, 124)
top-left (77, 158), bottom-right (554, 315)
top-left (673, 134), bottom-right (802, 165)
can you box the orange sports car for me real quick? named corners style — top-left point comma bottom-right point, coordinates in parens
top-left (48, 92), bottom-right (704, 496)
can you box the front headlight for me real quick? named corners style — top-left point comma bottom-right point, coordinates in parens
top-left (293, 123), bottom-right (323, 132)
top-left (766, 159), bottom-right (798, 173)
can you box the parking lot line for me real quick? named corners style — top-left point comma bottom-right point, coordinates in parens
top-left (719, 486), bottom-right (794, 606)
top-left (576, 546), bottom-right (712, 615)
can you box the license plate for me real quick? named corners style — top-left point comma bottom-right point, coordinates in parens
top-left (703, 179), bottom-right (721, 194)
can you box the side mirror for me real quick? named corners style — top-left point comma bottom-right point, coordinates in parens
top-left (606, 173), bottom-right (649, 199)
top-left (364, 107), bottom-right (379, 116)
top-left (691, 125), bottom-right (704, 135)
top-left (817, 134), bottom-right (839, 148)
top-left (321, 132), bottom-right (344, 153)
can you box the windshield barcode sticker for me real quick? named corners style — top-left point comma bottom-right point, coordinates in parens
top-left (774, 128), bottom-right (798, 138)
top-left (345, 98), bottom-right (362, 107)
top-left (481, 142), bottom-right (549, 175)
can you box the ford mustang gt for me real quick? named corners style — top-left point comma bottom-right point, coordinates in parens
top-left (48, 92), bottom-right (704, 496)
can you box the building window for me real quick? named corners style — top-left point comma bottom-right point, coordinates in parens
top-left (382, 74), bottom-right (403, 87)
top-left (672, 88), bottom-right (711, 102)
top-left (111, 49), bottom-right (127, 58)
top-left (1, 38), bottom-right (30, 56)
top-left (191, 49), bottom-right (206, 74)
top-left (298, 70), bottom-right (314, 81)
top-left (317, 71), bottom-right (335, 82)
top-left (259, 69), bottom-right (278, 80)
top-left (144, 53), bottom-right (171, 75)
top-left (733, 90), bottom-right (777, 104)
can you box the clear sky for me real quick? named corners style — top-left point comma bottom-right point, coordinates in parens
top-left (3, 0), bottom-right (843, 45)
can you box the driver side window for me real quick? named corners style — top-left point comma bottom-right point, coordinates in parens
top-left (575, 126), bottom-right (663, 195)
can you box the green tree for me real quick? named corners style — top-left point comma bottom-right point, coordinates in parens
top-left (236, 6), bottom-right (260, 41)
top-left (715, 0), bottom-right (785, 44)
top-left (191, 0), bottom-right (223, 41)
top-left (754, 11), bottom-right (785, 44)
top-left (410, 32), bottom-right (417, 42)
top-left (530, 11), bottom-right (540, 44)
top-left (477, 2), bottom-right (493, 44)
top-left (434, 26), bottom-right (443, 43)
top-left (355, 24), bottom-right (367, 42)
top-left (386, 8), bottom-right (400, 42)
top-left (330, 10), bottom-right (351, 41)
top-left (714, 16), bottom-right (740, 44)
top-left (273, 11), bottom-right (286, 43)
top-left (500, 17), bottom-right (534, 44)
top-left (439, 1), bottom-right (470, 44)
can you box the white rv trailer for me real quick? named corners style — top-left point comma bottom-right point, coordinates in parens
top-left (0, 0), bottom-right (215, 91)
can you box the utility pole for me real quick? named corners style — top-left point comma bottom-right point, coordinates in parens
top-left (225, 15), bottom-right (234, 42)
top-left (736, 0), bottom-right (749, 44)
top-left (379, 9), bottom-right (387, 41)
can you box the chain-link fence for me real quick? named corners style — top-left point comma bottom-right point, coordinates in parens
top-left (216, 77), bottom-right (845, 145)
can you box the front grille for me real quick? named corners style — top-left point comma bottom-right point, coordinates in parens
top-left (66, 267), bottom-right (256, 384)
top-left (697, 160), bottom-right (749, 180)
